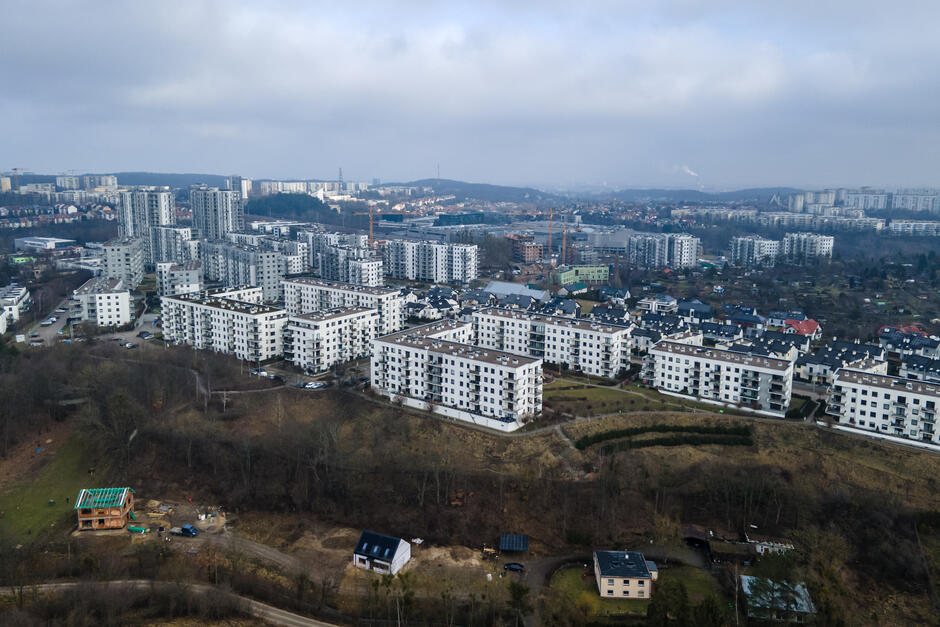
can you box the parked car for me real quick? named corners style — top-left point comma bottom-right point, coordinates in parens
top-left (124, 343), bottom-right (138, 349)
top-left (169, 524), bottom-right (198, 537)
top-left (503, 562), bottom-right (526, 573)
top-left (137, 331), bottom-right (153, 339)
top-left (250, 369), bottom-right (268, 377)
top-left (304, 382), bottom-right (327, 390)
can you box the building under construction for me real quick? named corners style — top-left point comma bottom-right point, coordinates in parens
top-left (75, 487), bottom-right (136, 531)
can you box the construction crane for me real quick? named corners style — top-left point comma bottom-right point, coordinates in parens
top-left (561, 216), bottom-right (568, 266)
top-left (352, 206), bottom-right (418, 248)
top-left (352, 206), bottom-right (377, 248)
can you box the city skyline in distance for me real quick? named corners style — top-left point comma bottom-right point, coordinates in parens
top-left (3, 1), bottom-right (940, 190)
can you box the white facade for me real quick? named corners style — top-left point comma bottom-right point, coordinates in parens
top-left (161, 289), bottom-right (287, 362)
top-left (285, 307), bottom-right (379, 373)
top-left (474, 308), bottom-right (634, 379)
top-left (102, 238), bottom-right (145, 288)
top-left (156, 261), bottom-right (204, 297)
top-left (828, 369), bottom-right (938, 446)
top-left (151, 225), bottom-right (196, 264)
top-left (625, 233), bottom-right (700, 269)
top-left (371, 320), bottom-right (543, 428)
top-left (117, 188), bottom-right (175, 263)
top-left (887, 220), bottom-right (940, 236)
top-left (730, 236), bottom-right (780, 267)
top-left (72, 277), bottom-right (132, 327)
top-left (892, 190), bottom-right (939, 213)
top-left (201, 242), bottom-right (284, 301)
top-left (0, 283), bottom-right (31, 322)
top-left (191, 187), bottom-right (244, 240)
top-left (648, 340), bottom-right (794, 416)
top-left (83, 175), bottom-right (118, 190)
top-left (383, 240), bottom-right (479, 284)
top-left (282, 277), bottom-right (404, 335)
top-left (781, 232), bottom-right (834, 262)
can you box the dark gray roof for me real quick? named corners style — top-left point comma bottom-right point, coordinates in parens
top-left (594, 550), bottom-right (653, 578)
top-left (499, 534), bottom-right (529, 552)
top-left (354, 530), bottom-right (404, 561)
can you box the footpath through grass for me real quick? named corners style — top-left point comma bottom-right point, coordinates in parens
top-left (0, 436), bottom-right (95, 540)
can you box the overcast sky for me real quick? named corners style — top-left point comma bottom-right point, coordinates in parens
top-left (3, 1), bottom-right (939, 190)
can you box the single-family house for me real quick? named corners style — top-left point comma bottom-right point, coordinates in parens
top-left (593, 550), bottom-right (657, 599)
top-left (75, 487), bottom-right (135, 531)
top-left (352, 530), bottom-right (411, 575)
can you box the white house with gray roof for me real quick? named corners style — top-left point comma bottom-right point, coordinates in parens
top-left (593, 550), bottom-right (658, 599)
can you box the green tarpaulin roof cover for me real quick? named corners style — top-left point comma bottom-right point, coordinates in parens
top-left (74, 487), bottom-right (134, 510)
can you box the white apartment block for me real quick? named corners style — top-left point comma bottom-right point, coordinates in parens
top-left (285, 307), bottom-right (379, 373)
top-left (56, 176), bottom-right (80, 190)
top-left (201, 241), bottom-right (284, 301)
top-left (781, 232), bottom-right (834, 262)
top-left (118, 188), bottom-right (175, 237)
top-left (383, 240), bottom-right (479, 284)
top-left (828, 369), bottom-right (938, 446)
top-left (371, 320), bottom-right (543, 431)
top-left (473, 308), bottom-right (634, 379)
top-left (730, 235), bottom-right (780, 267)
top-left (319, 245), bottom-right (384, 286)
top-left (282, 277), bottom-right (404, 335)
top-left (161, 290), bottom-right (287, 362)
top-left (102, 237), bottom-right (145, 288)
top-left (151, 225), bottom-right (197, 264)
top-left (71, 277), bottom-right (132, 327)
top-left (648, 340), bottom-right (794, 417)
top-left (845, 189), bottom-right (889, 210)
top-left (83, 175), bottom-right (118, 190)
top-left (892, 190), bottom-right (939, 213)
top-left (668, 234), bottom-right (700, 268)
top-left (156, 261), bottom-right (204, 297)
top-left (191, 187), bottom-right (244, 240)
top-left (887, 220), bottom-right (940, 236)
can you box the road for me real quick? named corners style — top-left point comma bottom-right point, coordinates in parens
top-left (0, 580), bottom-right (336, 626)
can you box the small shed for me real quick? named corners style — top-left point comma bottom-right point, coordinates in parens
top-left (75, 487), bottom-right (135, 531)
top-left (353, 530), bottom-right (411, 575)
top-left (499, 534), bottom-right (529, 553)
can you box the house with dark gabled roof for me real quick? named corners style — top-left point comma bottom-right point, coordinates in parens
top-left (352, 530), bottom-right (411, 575)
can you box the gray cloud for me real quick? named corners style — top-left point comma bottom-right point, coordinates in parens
top-left (2, 1), bottom-right (940, 188)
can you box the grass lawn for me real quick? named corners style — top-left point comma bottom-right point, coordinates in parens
top-left (0, 436), bottom-right (96, 540)
top-left (544, 378), bottom-right (746, 417)
top-left (551, 565), bottom-right (649, 618)
top-left (658, 565), bottom-right (725, 603)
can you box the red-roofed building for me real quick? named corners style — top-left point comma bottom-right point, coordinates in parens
top-left (784, 318), bottom-right (821, 340)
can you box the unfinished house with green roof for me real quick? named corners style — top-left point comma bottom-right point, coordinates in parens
top-left (75, 487), bottom-right (135, 531)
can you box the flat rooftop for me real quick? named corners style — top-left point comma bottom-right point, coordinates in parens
top-left (477, 307), bottom-right (632, 334)
top-left (653, 340), bottom-right (792, 372)
top-left (283, 276), bottom-right (398, 296)
top-left (74, 277), bottom-right (125, 295)
top-left (377, 319), bottom-right (539, 368)
top-left (290, 307), bottom-right (375, 323)
top-left (835, 369), bottom-right (940, 398)
top-left (168, 293), bottom-right (285, 316)
top-left (594, 550), bottom-right (653, 579)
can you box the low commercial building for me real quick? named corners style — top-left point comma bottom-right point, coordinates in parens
top-left (553, 265), bottom-right (610, 286)
top-left (371, 320), bottom-right (543, 431)
top-left (593, 551), bottom-right (657, 599)
top-left (161, 289), bottom-right (287, 362)
top-left (282, 277), bottom-right (404, 335)
top-left (14, 236), bottom-right (77, 252)
top-left (0, 283), bottom-right (31, 321)
top-left (648, 340), bottom-right (794, 417)
top-left (285, 307), bottom-right (379, 373)
top-left (827, 369), bottom-right (939, 446)
top-left (473, 308), bottom-right (634, 379)
top-left (75, 487), bottom-right (135, 531)
top-left (71, 277), bottom-right (132, 327)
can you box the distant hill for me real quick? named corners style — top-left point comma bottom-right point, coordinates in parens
top-left (110, 172), bottom-right (229, 188)
top-left (610, 187), bottom-right (802, 202)
top-left (245, 193), bottom-right (366, 227)
top-left (387, 179), bottom-right (561, 203)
